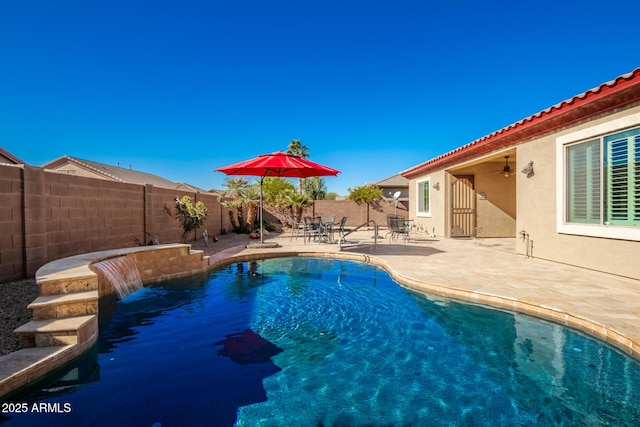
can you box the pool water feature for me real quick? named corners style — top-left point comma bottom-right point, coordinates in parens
top-left (91, 256), bottom-right (143, 299)
top-left (2, 257), bottom-right (640, 426)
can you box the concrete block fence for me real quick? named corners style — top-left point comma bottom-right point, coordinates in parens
top-left (0, 165), bottom-right (230, 282)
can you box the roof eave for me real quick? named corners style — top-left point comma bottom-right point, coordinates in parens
top-left (402, 68), bottom-right (640, 179)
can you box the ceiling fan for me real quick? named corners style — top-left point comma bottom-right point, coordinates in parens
top-left (494, 156), bottom-right (514, 177)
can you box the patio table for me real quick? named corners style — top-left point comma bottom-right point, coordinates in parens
top-left (321, 219), bottom-right (336, 243)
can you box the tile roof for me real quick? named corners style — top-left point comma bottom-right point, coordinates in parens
top-left (402, 67), bottom-right (640, 178)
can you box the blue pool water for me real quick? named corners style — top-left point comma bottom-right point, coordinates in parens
top-left (2, 257), bottom-right (640, 426)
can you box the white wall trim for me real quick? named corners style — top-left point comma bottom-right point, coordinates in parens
top-left (415, 177), bottom-right (432, 218)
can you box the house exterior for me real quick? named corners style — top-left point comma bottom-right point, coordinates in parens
top-left (401, 68), bottom-right (640, 280)
top-left (43, 156), bottom-right (204, 192)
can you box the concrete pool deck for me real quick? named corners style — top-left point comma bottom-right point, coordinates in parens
top-left (202, 229), bottom-right (640, 361)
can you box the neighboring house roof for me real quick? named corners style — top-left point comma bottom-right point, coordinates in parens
top-left (43, 156), bottom-right (204, 191)
top-left (402, 67), bottom-right (640, 178)
top-left (373, 174), bottom-right (409, 201)
top-left (375, 174), bottom-right (409, 188)
top-left (0, 147), bottom-right (26, 165)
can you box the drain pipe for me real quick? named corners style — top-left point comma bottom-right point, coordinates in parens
top-left (20, 166), bottom-right (27, 279)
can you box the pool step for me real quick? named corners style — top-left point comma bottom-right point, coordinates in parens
top-left (28, 291), bottom-right (99, 320)
top-left (37, 274), bottom-right (98, 296)
top-left (14, 315), bottom-right (98, 348)
top-left (3, 244), bottom-right (213, 398)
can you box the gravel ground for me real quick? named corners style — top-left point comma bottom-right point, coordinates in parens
top-left (0, 279), bottom-right (39, 356)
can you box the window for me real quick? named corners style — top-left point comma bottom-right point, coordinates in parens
top-left (417, 179), bottom-right (430, 216)
top-left (558, 115), bottom-right (640, 240)
top-left (604, 128), bottom-right (640, 226)
top-left (566, 139), bottom-right (600, 224)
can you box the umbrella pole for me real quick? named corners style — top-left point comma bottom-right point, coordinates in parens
top-left (260, 176), bottom-right (264, 243)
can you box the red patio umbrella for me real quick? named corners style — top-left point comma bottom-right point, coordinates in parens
top-left (215, 151), bottom-right (340, 246)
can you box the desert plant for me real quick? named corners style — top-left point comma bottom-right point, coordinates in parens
top-left (174, 196), bottom-right (209, 243)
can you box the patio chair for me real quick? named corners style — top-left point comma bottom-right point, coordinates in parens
top-left (290, 216), bottom-right (305, 241)
top-left (320, 215), bottom-right (336, 242)
top-left (320, 215), bottom-right (335, 224)
top-left (303, 216), bottom-right (322, 244)
top-left (334, 216), bottom-right (350, 242)
top-left (387, 214), bottom-right (410, 243)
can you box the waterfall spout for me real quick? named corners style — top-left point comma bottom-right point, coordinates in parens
top-left (92, 257), bottom-right (143, 299)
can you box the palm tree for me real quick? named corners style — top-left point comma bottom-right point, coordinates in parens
top-left (219, 199), bottom-right (238, 232)
top-left (222, 177), bottom-right (249, 233)
top-left (286, 138), bottom-right (309, 194)
top-left (288, 192), bottom-right (312, 222)
top-left (243, 184), bottom-right (261, 231)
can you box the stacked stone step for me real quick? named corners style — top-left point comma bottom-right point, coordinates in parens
top-left (14, 273), bottom-right (99, 349)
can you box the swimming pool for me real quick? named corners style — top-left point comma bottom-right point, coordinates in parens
top-left (2, 257), bottom-right (640, 426)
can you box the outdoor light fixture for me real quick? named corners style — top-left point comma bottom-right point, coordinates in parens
top-left (501, 156), bottom-right (513, 178)
top-left (521, 161), bottom-right (534, 177)
top-left (432, 182), bottom-right (440, 190)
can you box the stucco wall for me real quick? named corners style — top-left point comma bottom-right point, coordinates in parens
top-left (409, 170), bottom-right (447, 237)
top-left (517, 104), bottom-right (640, 279)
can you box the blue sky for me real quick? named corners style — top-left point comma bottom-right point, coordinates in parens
top-left (2, 1), bottom-right (639, 195)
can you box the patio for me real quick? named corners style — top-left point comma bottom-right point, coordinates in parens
top-left (195, 228), bottom-right (640, 362)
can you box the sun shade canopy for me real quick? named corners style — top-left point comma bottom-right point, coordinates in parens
top-left (214, 151), bottom-right (340, 245)
top-left (214, 151), bottom-right (340, 178)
